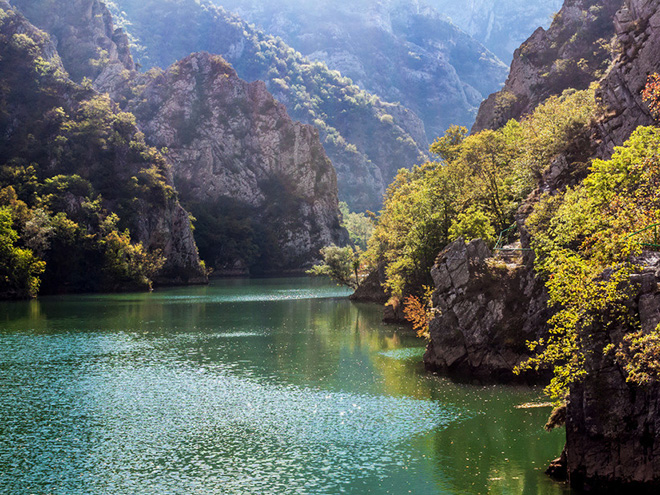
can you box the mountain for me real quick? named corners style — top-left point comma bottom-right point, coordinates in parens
top-left (108, 0), bottom-right (429, 212)
top-left (472, 0), bottom-right (623, 133)
top-left (425, 0), bottom-right (564, 64)
top-left (122, 53), bottom-right (349, 274)
top-left (209, 0), bottom-right (508, 142)
top-left (5, 0), bottom-right (348, 282)
top-left (0, 0), bottom-right (207, 294)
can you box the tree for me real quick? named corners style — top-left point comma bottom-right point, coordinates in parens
top-left (0, 206), bottom-right (45, 299)
top-left (307, 245), bottom-right (362, 289)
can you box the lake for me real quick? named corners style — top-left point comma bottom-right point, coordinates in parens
top-left (0, 277), bottom-right (572, 494)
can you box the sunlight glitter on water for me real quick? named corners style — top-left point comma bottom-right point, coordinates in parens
top-left (0, 332), bottom-right (461, 494)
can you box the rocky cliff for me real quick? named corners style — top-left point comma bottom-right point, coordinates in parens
top-left (126, 52), bottom-right (348, 273)
top-left (213, 0), bottom-right (507, 141)
top-left (472, 0), bottom-right (623, 133)
top-left (9, 0), bottom-right (134, 83)
top-left (595, 0), bottom-right (660, 157)
top-left (0, 0), bottom-right (207, 287)
top-left (423, 238), bottom-right (551, 381)
top-left (109, 0), bottom-right (429, 212)
top-left (558, 263), bottom-right (660, 492)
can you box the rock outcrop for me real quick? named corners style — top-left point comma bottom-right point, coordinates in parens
top-left (472, 0), bottom-right (623, 133)
top-left (423, 238), bottom-right (551, 381)
top-left (9, 0), bottom-right (134, 83)
top-left (561, 263), bottom-right (660, 492)
top-left (127, 53), bottom-right (348, 273)
top-left (109, 0), bottom-right (429, 212)
top-left (595, 0), bottom-right (660, 157)
top-left (0, 1), bottom-right (207, 286)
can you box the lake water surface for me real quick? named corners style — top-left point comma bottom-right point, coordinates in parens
top-left (0, 278), bottom-right (572, 494)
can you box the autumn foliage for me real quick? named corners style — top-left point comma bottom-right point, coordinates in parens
top-left (642, 73), bottom-right (660, 118)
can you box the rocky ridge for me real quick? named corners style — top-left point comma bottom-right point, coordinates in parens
top-left (109, 0), bottom-right (429, 212)
top-left (213, 0), bottom-right (508, 141)
top-left (0, 0), bottom-right (208, 286)
top-left (595, 0), bottom-right (660, 157)
top-left (8, 0), bottom-right (134, 83)
top-left (127, 52), bottom-right (348, 272)
top-left (472, 0), bottom-right (623, 133)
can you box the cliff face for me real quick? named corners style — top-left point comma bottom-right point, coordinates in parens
top-left (563, 265), bottom-right (660, 492)
top-left (472, 0), bottom-right (623, 133)
top-left (127, 53), bottom-right (348, 272)
top-left (0, 1), bottom-right (207, 287)
top-left (9, 0), bottom-right (134, 83)
top-left (423, 238), bottom-right (551, 381)
top-left (595, 0), bottom-right (660, 157)
top-left (214, 0), bottom-right (507, 141)
top-left (109, 0), bottom-right (429, 212)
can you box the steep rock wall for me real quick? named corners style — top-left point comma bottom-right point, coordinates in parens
top-left (595, 0), bottom-right (660, 157)
top-left (564, 265), bottom-right (660, 492)
top-left (472, 0), bottom-right (623, 133)
top-left (423, 238), bottom-right (551, 381)
top-left (128, 53), bottom-right (348, 272)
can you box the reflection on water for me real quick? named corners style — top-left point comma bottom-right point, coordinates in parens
top-left (0, 278), bottom-right (572, 494)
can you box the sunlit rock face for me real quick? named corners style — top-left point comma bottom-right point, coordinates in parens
top-left (423, 238), bottom-right (551, 382)
top-left (215, 0), bottom-right (508, 143)
top-left (9, 0), bottom-right (134, 83)
top-left (127, 53), bottom-right (348, 272)
top-left (595, 0), bottom-right (660, 157)
top-left (108, 0), bottom-right (430, 212)
top-left (472, 0), bottom-right (623, 133)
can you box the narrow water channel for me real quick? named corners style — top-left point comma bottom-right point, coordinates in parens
top-left (0, 278), bottom-right (571, 494)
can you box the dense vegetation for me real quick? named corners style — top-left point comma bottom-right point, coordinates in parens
top-left (0, 6), bottom-right (174, 297)
top-left (518, 125), bottom-right (660, 399)
top-left (363, 87), bottom-right (596, 299)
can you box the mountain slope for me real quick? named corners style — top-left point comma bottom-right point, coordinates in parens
top-left (472, 0), bottom-right (623, 133)
top-left (425, 0), bottom-right (564, 63)
top-left (211, 0), bottom-right (507, 141)
top-left (0, 0), bottom-right (207, 292)
top-left (110, 0), bottom-right (429, 212)
top-left (124, 53), bottom-right (349, 274)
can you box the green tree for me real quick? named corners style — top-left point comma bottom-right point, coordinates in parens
top-left (307, 245), bottom-right (362, 289)
top-left (0, 206), bottom-right (45, 299)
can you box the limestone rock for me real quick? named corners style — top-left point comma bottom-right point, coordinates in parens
top-left (9, 0), bottom-right (134, 83)
top-left (424, 238), bottom-right (551, 381)
top-left (472, 0), bottom-right (623, 133)
top-left (108, 0), bottom-right (430, 212)
top-left (595, 0), bottom-right (660, 157)
top-left (127, 52), bottom-right (348, 272)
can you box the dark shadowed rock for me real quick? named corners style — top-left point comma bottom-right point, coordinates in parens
top-left (565, 264), bottom-right (660, 492)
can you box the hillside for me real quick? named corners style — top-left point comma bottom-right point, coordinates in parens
top-left (210, 0), bottom-right (507, 142)
top-left (472, 0), bottom-right (623, 132)
top-left (108, 0), bottom-right (429, 212)
top-left (0, 0), bottom-right (207, 296)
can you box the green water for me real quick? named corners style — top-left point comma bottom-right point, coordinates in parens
top-left (0, 278), bottom-right (571, 494)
